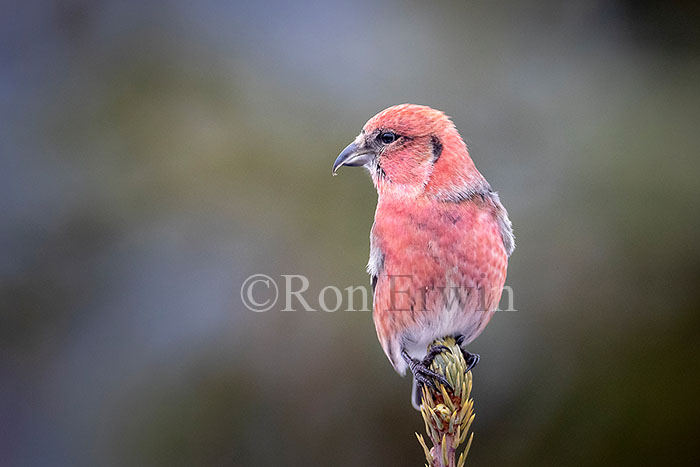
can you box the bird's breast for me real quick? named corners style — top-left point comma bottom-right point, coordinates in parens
top-left (370, 197), bottom-right (507, 326)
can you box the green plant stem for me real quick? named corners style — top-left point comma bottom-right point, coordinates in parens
top-left (416, 337), bottom-right (475, 467)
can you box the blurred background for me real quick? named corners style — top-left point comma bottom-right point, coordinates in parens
top-left (2, 1), bottom-right (700, 465)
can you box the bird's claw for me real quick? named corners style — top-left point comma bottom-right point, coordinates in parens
top-left (461, 349), bottom-right (480, 371)
top-left (454, 334), bottom-right (480, 372)
top-left (402, 348), bottom-right (452, 391)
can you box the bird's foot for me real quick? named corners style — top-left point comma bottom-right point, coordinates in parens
top-left (461, 350), bottom-right (480, 371)
top-left (402, 347), bottom-right (452, 391)
top-left (454, 334), bottom-right (480, 371)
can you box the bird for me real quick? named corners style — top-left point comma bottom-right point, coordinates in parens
top-left (332, 104), bottom-right (514, 409)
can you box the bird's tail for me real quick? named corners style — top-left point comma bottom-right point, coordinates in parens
top-left (411, 377), bottom-right (422, 411)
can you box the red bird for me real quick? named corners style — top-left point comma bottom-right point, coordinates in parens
top-left (333, 104), bottom-right (514, 408)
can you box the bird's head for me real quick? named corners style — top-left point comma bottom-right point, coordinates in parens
top-left (332, 104), bottom-right (487, 199)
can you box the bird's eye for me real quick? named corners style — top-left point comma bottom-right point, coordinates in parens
top-left (379, 131), bottom-right (397, 144)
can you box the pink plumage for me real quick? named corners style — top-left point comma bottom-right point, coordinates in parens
top-left (333, 104), bottom-right (514, 405)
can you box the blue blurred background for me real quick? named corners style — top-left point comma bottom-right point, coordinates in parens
top-left (2, 1), bottom-right (700, 465)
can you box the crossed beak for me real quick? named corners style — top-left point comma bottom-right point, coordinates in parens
top-left (332, 141), bottom-right (376, 175)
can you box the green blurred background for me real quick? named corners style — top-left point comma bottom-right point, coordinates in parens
top-left (2, 1), bottom-right (700, 465)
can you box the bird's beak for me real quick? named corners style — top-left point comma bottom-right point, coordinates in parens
top-left (332, 142), bottom-right (376, 175)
